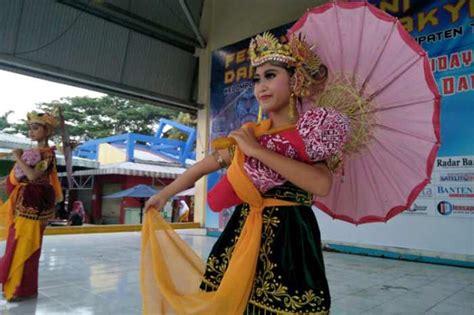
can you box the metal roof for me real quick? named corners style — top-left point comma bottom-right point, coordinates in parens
top-left (62, 161), bottom-right (186, 179)
top-left (0, 133), bottom-right (99, 169)
top-left (0, 133), bottom-right (31, 149)
top-left (0, 0), bottom-right (205, 112)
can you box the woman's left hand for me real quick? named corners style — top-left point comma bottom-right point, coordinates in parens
top-left (229, 127), bottom-right (263, 158)
top-left (12, 149), bottom-right (23, 160)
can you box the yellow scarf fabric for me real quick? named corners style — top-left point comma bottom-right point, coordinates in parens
top-left (141, 120), bottom-right (299, 314)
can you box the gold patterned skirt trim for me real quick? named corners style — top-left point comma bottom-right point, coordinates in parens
top-left (246, 300), bottom-right (329, 315)
top-left (201, 278), bottom-right (329, 315)
top-left (15, 190), bottom-right (55, 221)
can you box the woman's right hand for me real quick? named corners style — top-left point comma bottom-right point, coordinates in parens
top-left (144, 192), bottom-right (168, 213)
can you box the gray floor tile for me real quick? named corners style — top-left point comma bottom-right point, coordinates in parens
top-left (426, 302), bottom-right (473, 315)
top-left (0, 230), bottom-right (470, 314)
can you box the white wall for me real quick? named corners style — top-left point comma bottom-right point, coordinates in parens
top-left (316, 210), bottom-right (473, 260)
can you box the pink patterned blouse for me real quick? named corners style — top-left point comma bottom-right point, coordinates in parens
top-left (243, 107), bottom-right (350, 193)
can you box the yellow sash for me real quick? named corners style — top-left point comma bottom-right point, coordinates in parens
top-left (141, 120), bottom-right (300, 314)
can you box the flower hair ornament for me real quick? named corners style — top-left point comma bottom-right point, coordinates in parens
top-left (248, 32), bottom-right (324, 99)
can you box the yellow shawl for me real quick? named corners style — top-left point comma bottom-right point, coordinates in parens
top-left (141, 120), bottom-right (299, 314)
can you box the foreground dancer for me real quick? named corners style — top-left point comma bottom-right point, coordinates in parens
top-left (0, 112), bottom-right (62, 301)
top-left (142, 32), bottom-right (349, 315)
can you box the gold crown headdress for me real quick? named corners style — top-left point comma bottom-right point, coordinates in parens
top-left (27, 111), bottom-right (59, 129)
top-left (248, 32), bottom-right (323, 98)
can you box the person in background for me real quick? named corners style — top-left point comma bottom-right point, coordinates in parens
top-left (69, 200), bottom-right (85, 226)
top-left (0, 111), bottom-right (62, 302)
top-left (177, 199), bottom-right (190, 222)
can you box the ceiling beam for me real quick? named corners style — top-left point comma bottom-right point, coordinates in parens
top-left (58, 0), bottom-right (202, 53)
top-left (178, 0), bottom-right (206, 48)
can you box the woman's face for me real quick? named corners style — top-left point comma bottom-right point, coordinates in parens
top-left (253, 63), bottom-right (291, 115)
top-left (28, 123), bottom-right (48, 142)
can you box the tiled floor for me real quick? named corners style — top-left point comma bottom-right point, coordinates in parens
top-left (0, 230), bottom-right (472, 314)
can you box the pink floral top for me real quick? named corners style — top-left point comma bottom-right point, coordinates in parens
top-left (243, 108), bottom-right (350, 193)
top-left (14, 149), bottom-right (42, 180)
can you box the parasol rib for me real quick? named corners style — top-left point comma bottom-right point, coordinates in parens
top-left (362, 97), bottom-right (435, 115)
top-left (347, 154), bottom-right (359, 219)
top-left (374, 123), bottom-right (437, 143)
top-left (359, 21), bottom-right (397, 95)
top-left (366, 137), bottom-right (406, 203)
top-left (368, 54), bottom-right (424, 102)
top-left (359, 152), bottom-right (386, 217)
top-left (334, 3), bottom-right (345, 76)
top-left (371, 133), bottom-right (428, 178)
top-left (352, 3), bottom-right (366, 87)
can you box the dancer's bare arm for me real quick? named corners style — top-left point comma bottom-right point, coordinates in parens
top-left (144, 150), bottom-right (230, 211)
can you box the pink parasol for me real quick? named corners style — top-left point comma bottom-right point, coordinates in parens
top-left (288, 1), bottom-right (440, 224)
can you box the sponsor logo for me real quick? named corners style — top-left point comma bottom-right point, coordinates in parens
top-left (437, 201), bottom-right (474, 216)
top-left (405, 203), bottom-right (429, 215)
top-left (419, 187), bottom-right (433, 198)
top-left (436, 158), bottom-right (474, 168)
top-left (437, 186), bottom-right (474, 198)
top-left (408, 203), bottom-right (428, 212)
top-left (452, 205), bottom-right (474, 212)
top-left (437, 201), bottom-right (453, 216)
top-left (439, 173), bottom-right (474, 182)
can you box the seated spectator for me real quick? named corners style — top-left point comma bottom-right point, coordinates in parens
top-left (69, 200), bottom-right (85, 226)
top-left (178, 200), bottom-right (189, 222)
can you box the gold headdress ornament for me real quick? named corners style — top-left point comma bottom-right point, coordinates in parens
top-left (248, 32), bottom-right (323, 98)
top-left (26, 111), bottom-right (59, 129)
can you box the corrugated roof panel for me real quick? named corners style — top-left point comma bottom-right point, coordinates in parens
top-left (0, 133), bottom-right (99, 169)
top-left (0, 0), bottom-right (23, 54)
top-left (127, 0), bottom-right (200, 39)
top-left (93, 0), bottom-right (204, 39)
top-left (15, 1), bottom-right (76, 55)
top-left (0, 0), bottom-right (202, 111)
top-left (121, 32), bottom-right (197, 99)
top-left (17, 4), bottom-right (128, 82)
top-left (65, 161), bottom-right (186, 178)
top-left (0, 133), bottom-right (31, 149)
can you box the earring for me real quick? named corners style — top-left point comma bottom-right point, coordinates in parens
top-left (288, 93), bottom-right (296, 121)
top-left (257, 104), bottom-right (263, 123)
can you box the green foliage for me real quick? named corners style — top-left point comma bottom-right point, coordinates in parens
top-left (12, 96), bottom-right (179, 141)
top-left (0, 111), bottom-right (14, 132)
top-left (164, 112), bottom-right (197, 142)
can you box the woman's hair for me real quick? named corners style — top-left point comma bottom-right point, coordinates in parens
top-left (251, 61), bottom-right (295, 79)
top-left (257, 60), bottom-right (328, 84)
top-left (314, 64), bottom-right (328, 83)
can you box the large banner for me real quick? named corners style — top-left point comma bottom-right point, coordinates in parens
top-left (207, 1), bottom-right (474, 228)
